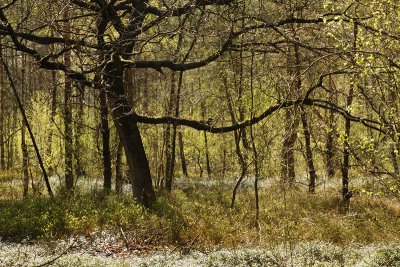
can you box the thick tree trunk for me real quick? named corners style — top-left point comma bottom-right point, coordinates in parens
top-left (113, 112), bottom-right (155, 207)
top-left (105, 65), bottom-right (155, 207)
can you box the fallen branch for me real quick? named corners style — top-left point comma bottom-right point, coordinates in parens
top-left (33, 241), bottom-right (75, 267)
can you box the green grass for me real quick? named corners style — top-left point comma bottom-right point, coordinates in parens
top-left (1, 179), bottom-right (399, 249)
top-left (0, 190), bottom-right (143, 240)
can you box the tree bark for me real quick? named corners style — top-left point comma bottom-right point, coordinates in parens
top-left (0, 50), bottom-right (5, 170)
top-left (390, 142), bottom-right (399, 177)
top-left (326, 76), bottom-right (336, 179)
top-left (100, 88), bottom-right (112, 190)
top-left (21, 55), bottom-right (29, 197)
top-left (178, 131), bottom-right (188, 177)
top-left (200, 100), bottom-right (212, 177)
top-left (281, 39), bottom-right (301, 185)
top-left (74, 86), bottom-right (85, 178)
top-left (249, 49), bottom-right (260, 234)
top-left (301, 107), bottom-right (317, 193)
top-left (63, 11), bottom-right (74, 191)
top-left (204, 131), bottom-right (211, 177)
top-left (281, 109), bottom-right (298, 184)
top-left (1, 55), bottom-right (53, 197)
top-left (223, 77), bottom-right (247, 208)
top-left (115, 139), bottom-right (124, 194)
top-left (342, 16), bottom-right (359, 209)
top-left (21, 121), bottom-right (29, 197)
top-left (105, 64), bottom-right (155, 207)
top-left (7, 104), bottom-right (17, 170)
top-left (164, 72), bottom-right (176, 191)
top-left (46, 70), bottom-right (57, 173)
top-left (326, 111), bottom-right (336, 179)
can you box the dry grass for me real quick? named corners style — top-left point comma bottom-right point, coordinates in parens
top-left (0, 175), bottom-right (399, 251)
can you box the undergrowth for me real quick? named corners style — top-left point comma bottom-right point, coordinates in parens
top-left (0, 181), bottom-right (399, 249)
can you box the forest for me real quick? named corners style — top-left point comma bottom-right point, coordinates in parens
top-left (0, 0), bottom-right (400, 266)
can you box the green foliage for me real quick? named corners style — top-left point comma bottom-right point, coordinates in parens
top-left (370, 245), bottom-right (400, 267)
top-left (1, 180), bottom-right (400, 250)
top-left (0, 190), bottom-right (143, 240)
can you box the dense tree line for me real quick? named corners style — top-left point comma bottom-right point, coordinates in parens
top-left (0, 0), bottom-right (398, 212)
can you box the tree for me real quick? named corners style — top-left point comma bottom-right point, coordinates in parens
top-left (2, 0), bottom-right (393, 207)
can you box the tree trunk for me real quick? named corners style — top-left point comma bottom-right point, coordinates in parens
top-left (21, 55), bottom-right (29, 197)
top-left (204, 131), bottom-right (211, 177)
top-left (222, 148), bottom-right (227, 177)
top-left (281, 110), bottom-right (298, 184)
top-left (7, 105), bottom-right (17, 170)
top-left (178, 131), bottom-right (188, 177)
top-left (196, 148), bottom-right (203, 178)
top-left (164, 72), bottom-right (176, 191)
top-left (115, 139), bottom-right (124, 194)
top-left (326, 110), bottom-right (336, 179)
top-left (281, 40), bottom-right (301, 185)
top-left (249, 49), bottom-right (260, 235)
top-left (326, 76), bottom-right (336, 179)
top-left (2, 54), bottom-right (53, 197)
top-left (223, 77), bottom-right (247, 208)
top-left (301, 107), bottom-right (317, 193)
top-left (64, 63), bottom-right (74, 190)
top-left (105, 65), bottom-right (155, 207)
top-left (63, 10), bottom-right (74, 190)
top-left (200, 101), bottom-right (211, 177)
top-left (46, 70), bottom-right (57, 173)
top-left (342, 18), bottom-right (358, 209)
top-left (74, 86), bottom-right (85, 178)
top-left (100, 88), bottom-right (112, 190)
top-left (21, 122), bottom-right (29, 197)
top-left (46, 25), bottom-right (58, 169)
top-left (390, 142), bottom-right (399, 177)
top-left (0, 52), bottom-right (5, 170)
top-left (388, 80), bottom-right (399, 178)
top-left (342, 107), bottom-right (352, 208)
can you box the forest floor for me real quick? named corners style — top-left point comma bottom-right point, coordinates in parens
top-left (1, 239), bottom-right (400, 266)
top-left (1, 173), bottom-right (400, 266)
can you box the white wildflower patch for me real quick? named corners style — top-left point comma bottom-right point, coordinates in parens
top-left (1, 240), bottom-right (400, 266)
